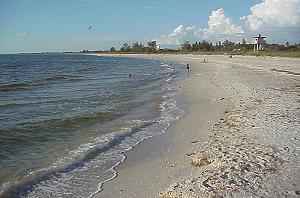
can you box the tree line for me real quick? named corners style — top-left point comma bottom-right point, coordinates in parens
top-left (110, 41), bottom-right (158, 53)
top-left (180, 39), bottom-right (300, 52)
top-left (73, 38), bottom-right (300, 56)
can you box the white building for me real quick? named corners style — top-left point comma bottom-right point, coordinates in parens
top-left (253, 34), bottom-right (267, 51)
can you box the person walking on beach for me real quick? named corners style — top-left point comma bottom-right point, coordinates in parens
top-left (186, 64), bottom-right (191, 72)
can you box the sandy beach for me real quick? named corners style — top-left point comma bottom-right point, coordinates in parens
top-left (96, 54), bottom-right (300, 198)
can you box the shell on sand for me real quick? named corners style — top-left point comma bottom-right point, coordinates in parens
top-left (224, 112), bottom-right (241, 128)
top-left (159, 191), bottom-right (178, 198)
top-left (191, 152), bottom-right (211, 167)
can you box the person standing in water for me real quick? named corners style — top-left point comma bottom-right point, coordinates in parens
top-left (186, 64), bottom-right (191, 72)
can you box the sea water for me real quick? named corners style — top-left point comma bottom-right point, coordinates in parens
top-left (0, 53), bottom-right (184, 197)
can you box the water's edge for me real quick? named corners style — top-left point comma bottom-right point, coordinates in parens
top-left (0, 55), bottom-right (186, 198)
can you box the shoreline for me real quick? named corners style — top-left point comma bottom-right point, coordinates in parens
top-left (84, 49), bottom-right (300, 59)
top-left (94, 54), bottom-right (300, 198)
top-left (96, 54), bottom-right (232, 198)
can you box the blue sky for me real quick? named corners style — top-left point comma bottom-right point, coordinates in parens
top-left (0, 0), bottom-right (299, 53)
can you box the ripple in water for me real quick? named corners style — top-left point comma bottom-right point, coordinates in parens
top-left (0, 54), bottom-right (185, 197)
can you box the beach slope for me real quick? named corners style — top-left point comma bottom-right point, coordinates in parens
top-left (97, 54), bottom-right (300, 198)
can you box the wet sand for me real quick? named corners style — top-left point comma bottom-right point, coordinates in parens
top-left (95, 54), bottom-right (300, 198)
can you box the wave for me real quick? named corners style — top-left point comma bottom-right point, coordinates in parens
top-left (0, 59), bottom-right (186, 197)
top-left (41, 74), bottom-right (83, 82)
top-left (0, 74), bottom-right (85, 92)
top-left (0, 93), bottom-right (108, 108)
top-left (0, 121), bottom-right (155, 198)
top-left (0, 80), bottom-right (184, 198)
top-left (11, 110), bottom-right (116, 130)
top-left (0, 111), bottom-right (119, 150)
top-left (0, 83), bottom-right (32, 92)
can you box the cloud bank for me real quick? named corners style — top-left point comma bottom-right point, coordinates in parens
top-left (207, 8), bottom-right (244, 35)
top-left (159, 0), bottom-right (300, 45)
top-left (159, 8), bottom-right (244, 45)
top-left (242, 0), bottom-right (300, 31)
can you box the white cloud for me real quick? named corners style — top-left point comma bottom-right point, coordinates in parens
top-left (159, 8), bottom-right (244, 45)
top-left (160, 25), bottom-right (199, 45)
top-left (242, 0), bottom-right (300, 31)
top-left (158, 1), bottom-right (300, 45)
top-left (206, 8), bottom-right (244, 35)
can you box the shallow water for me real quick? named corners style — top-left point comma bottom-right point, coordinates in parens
top-left (0, 53), bottom-right (185, 197)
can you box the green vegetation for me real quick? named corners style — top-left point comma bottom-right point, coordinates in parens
top-left (119, 41), bottom-right (158, 53)
top-left (82, 39), bottom-right (300, 58)
top-left (179, 40), bottom-right (300, 57)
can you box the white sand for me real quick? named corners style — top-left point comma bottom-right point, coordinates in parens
top-left (94, 54), bottom-right (300, 198)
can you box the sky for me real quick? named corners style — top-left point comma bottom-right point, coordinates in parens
top-left (0, 0), bottom-right (300, 53)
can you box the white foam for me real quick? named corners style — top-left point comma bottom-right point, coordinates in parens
top-left (20, 61), bottom-right (186, 198)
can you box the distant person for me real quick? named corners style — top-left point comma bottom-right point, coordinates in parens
top-left (186, 64), bottom-right (191, 72)
top-left (129, 73), bottom-right (132, 78)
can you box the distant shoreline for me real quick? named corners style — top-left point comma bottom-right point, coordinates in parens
top-left (92, 50), bottom-right (300, 58)
top-left (2, 50), bottom-right (299, 58)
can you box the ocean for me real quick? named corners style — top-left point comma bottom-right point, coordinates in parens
top-left (0, 53), bottom-right (185, 197)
